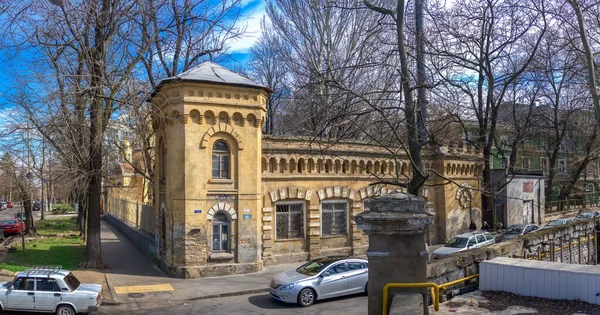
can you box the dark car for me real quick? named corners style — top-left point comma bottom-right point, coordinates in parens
top-left (14, 212), bottom-right (26, 222)
top-left (32, 200), bottom-right (40, 211)
top-left (501, 224), bottom-right (539, 240)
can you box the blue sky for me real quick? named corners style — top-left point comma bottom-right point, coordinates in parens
top-left (221, 0), bottom-right (266, 68)
top-left (0, 0), bottom-right (267, 158)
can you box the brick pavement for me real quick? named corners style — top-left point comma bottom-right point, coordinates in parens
top-left (101, 220), bottom-right (301, 304)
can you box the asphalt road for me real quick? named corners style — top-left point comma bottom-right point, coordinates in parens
top-left (0, 292), bottom-right (368, 315)
top-left (96, 292), bottom-right (368, 315)
top-left (0, 203), bottom-right (51, 221)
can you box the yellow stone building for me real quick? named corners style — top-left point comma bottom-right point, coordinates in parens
top-left (149, 62), bottom-right (483, 278)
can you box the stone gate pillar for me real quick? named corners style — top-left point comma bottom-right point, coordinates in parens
top-left (354, 192), bottom-right (433, 315)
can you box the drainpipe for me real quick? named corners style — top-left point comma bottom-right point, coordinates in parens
top-left (537, 179), bottom-right (542, 224)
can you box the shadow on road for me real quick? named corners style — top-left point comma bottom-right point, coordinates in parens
top-left (248, 293), bottom-right (366, 310)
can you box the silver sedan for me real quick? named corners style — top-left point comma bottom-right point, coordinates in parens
top-left (269, 257), bottom-right (368, 307)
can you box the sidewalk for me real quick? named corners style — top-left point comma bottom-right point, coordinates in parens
top-left (101, 220), bottom-right (299, 304)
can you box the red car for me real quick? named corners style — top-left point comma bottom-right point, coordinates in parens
top-left (1, 219), bottom-right (25, 236)
top-left (6, 202), bottom-right (13, 208)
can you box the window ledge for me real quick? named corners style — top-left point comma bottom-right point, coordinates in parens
top-left (275, 238), bottom-right (305, 242)
top-left (209, 179), bottom-right (234, 184)
top-left (320, 235), bottom-right (348, 239)
top-left (209, 252), bottom-right (234, 260)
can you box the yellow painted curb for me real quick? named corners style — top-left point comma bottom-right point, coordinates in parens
top-left (114, 283), bottom-right (174, 294)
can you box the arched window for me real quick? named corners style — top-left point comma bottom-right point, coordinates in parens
top-left (212, 141), bottom-right (230, 178)
top-left (212, 212), bottom-right (230, 251)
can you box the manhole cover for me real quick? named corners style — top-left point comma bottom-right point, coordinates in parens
top-left (128, 293), bottom-right (145, 298)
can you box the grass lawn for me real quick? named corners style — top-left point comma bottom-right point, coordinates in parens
top-left (51, 203), bottom-right (75, 215)
top-left (37, 217), bottom-right (79, 236)
top-left (0, 236), bottom-right (84, 272)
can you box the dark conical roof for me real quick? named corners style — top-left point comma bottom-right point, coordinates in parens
top-left (156, 61), bottom-right (268, 91)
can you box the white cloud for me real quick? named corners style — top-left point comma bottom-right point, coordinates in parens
top-left (228, 1), bottom-right (266, 53)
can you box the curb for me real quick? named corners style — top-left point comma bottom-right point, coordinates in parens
top-left (107, 288), bottom-right (270, 306)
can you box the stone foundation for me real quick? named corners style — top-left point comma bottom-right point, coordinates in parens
top-left (263, 252), bottom-right (309, 266)
top-left (161, 261), bottom-right (263, 278)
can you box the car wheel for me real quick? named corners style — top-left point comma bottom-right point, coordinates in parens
top-left (364, 282), bottom-right (368, 295)
top-left (56, 305), bottom-right (75, 315)
top-left (297, 288), bottom-right (316, 307)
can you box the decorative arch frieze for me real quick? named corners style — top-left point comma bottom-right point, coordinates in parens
top-left (269, 186), bottom-right (312, 202)
top-left (357, 185), bottom-right (395, 200)
top-left (206, 202), bottom-right (237, 221)
top-left (200, 122), bottom-right (244, 150)
top-left (316, 186), bottom-right (357, 201)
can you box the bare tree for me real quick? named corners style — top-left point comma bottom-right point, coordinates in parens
top-left (428, 0), bottom-right (547, 222)
top-left (247, 18), bottom-right (289, 135)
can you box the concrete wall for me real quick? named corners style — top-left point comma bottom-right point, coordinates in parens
top-left (505, 176), bottom-right (545, 227)
top-left (491, 172), bottom-right (545, 228)
top-left (107, 213), bottom-right (157, 259)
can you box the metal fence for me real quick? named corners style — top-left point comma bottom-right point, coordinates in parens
top-left (546, 192), bottom-right (599, 213)
top-left (108, 198), bottom-right (155, 236)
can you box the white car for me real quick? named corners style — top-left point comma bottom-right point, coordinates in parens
top-left (541, 218), bottom-right (572, 230)
top-left (0, 266), bottom-right (102, 315)
top-left (432, 231), bottom-right (496, 258)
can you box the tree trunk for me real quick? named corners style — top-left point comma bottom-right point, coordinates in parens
top-left (82, 97), bottom-right (103, 268)
top-left (19, 186), bottom-right (36, 235)
top-left (415, 0), bottom-right (428, 145)
top-left (481, 144), bottom-right (493, 226)
top-left (396, 0), bottom-right (425, 195)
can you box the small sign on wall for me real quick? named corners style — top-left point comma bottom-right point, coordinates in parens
top-left (243, 214), bottom-right (252, 220)
top-left (243, 209), bottom-right (251, 213)
top-left (523, 182), bottom-right (533, 193)
top-left (194, 210), bottom-right (202, 213)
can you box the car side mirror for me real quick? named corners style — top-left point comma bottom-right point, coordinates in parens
top-left (321, 272), bottom-right (330, 277)
top-left (4, 282), bottom-right (11, 290)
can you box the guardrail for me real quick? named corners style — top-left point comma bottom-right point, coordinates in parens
top-left (382, 274), bottom-right (479, 315)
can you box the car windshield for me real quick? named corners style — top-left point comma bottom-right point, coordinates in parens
top-left (296, 258), bottom-right (339, 276)
top-left (546, 220), bottom-right (564, 226)
top-left (577, 213), bottom-right (593, 218)
top-left (1, 220), bottom-right (16, 225)
top-left (63, 272), bottom-right (81, 291)
top-left (445, 237), bottom-right (469, 248)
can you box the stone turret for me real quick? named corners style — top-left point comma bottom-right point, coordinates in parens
top-left (150, 62), bottom-right (270, 277)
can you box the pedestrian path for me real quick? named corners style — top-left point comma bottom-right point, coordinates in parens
top-left (101, 220), bottom-right (300, 304)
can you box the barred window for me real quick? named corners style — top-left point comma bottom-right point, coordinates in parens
top-left (321, 201), bottom-right (348, 236)
top-left (275, 202), bottom-right (304, 240)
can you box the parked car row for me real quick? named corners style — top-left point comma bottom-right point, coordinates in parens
top-left (0, 201), bottom-right (13, 209)
top-left (432, 211), bottom-right (600, 260)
